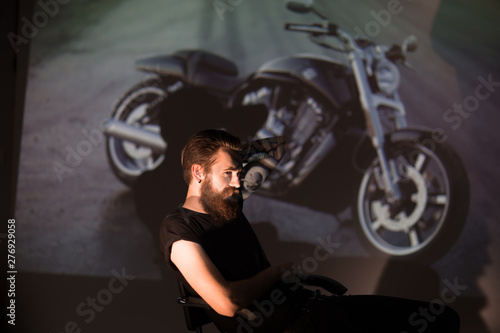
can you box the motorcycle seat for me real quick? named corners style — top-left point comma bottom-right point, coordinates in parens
top-left (136, 49), bottom-right (242, 93)
top-left (173, 49), bottom-right (239, 77)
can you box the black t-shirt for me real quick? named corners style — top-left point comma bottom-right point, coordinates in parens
top-left (160, 208), bottom-right (270, 281)
top-left (159, 208), bottom-right (305, 332)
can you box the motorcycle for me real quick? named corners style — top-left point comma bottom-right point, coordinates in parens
top-left (104, 0), bottom-right (470, 263)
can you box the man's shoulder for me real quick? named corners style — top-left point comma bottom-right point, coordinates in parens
top-left (163, 207), bottom-right (185, 221)
top-left (160, 208), bottom-right (203, 249)
top-left (161, 207), bottom-right (210, 232)
top-left (162, 208), bottom-right (191, 227)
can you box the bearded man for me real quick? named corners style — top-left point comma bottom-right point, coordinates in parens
top-left (159, 129), bottom-right (460, 333)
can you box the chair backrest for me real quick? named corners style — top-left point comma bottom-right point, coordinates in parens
top-left (177, 278), bottom-right (213, 332)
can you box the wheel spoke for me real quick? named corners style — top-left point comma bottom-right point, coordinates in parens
top-left (370, 201), bottom-right (388, 231)
top-left (135, 156), bottom-right (146, 170)
top-left (371, 219), bottom-right (383, 231)
top-left (413, 153), bottom-right (427, 172)
top-left (409, 227), bottom-right (420, 247)
top-left (136, 155), bottom-right (154, 171)
top-left (428, 194), bottom-right (448, 205)
top-left (146, 156), bottom-right (154, 169)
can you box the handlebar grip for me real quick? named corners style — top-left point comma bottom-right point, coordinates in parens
top-left (284, 23), bottom-right (338, 36)
top-left (285, 23), bottom-right (319, 32)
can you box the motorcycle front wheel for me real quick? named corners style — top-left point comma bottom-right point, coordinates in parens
top-left (106, 77), bottom-right (181, 187)
top-left (354, 129), bottom-right (470, 263)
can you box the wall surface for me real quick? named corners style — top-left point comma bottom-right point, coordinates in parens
top-left (7, 0), bottom-right (500, 332)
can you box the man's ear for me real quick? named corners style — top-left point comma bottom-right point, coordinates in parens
top-left (191, 164), bottom-right (204, 183)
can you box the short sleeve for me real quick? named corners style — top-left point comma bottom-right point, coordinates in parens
top-left (159, 209), bottom-right (203, 270)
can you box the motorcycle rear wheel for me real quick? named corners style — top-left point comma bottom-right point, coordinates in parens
top-left (106, 77), bottom-right (180, 187)
top-left (354, 129), bottom-right (470, 263)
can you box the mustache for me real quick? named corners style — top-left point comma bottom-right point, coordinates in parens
top-left (223, 187), bottom-right (241, 201)
top-left (223, 186), bottom-right (240, 196)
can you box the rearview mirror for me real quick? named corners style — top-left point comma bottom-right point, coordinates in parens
top-left (402, 35), bottom-right (418, 53)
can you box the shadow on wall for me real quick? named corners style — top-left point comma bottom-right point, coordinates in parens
top-left (251, 221), bottom-right (490, 333)
top-left (133, 88), bottom-right (268, 253)
top-left (11, 221), bottom-right (490, 333)
top-left (129, 82), bottom-right (492, 333)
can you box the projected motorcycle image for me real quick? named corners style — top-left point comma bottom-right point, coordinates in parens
top-left (104, 0), bottom-right (469, 263)
top-left (14, 0), bottom-right (499, 331)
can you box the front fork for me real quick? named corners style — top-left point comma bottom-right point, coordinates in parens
top-left (350, 53), bottom-right (408, 203)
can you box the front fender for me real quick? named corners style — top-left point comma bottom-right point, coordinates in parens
top-left (386, 128), bottom-right (447, 145)
top-left (352, 128), bottom-right (436, 173)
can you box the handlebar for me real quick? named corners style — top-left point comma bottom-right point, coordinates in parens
top-left (285, 22), bottom-right (338, 36)
top-left (285, 21), bottom-right (410, 64)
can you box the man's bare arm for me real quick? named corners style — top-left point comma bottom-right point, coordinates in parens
top-left (171, 240), bottom-right (290, 317)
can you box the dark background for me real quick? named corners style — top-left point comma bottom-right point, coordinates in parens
top-left (3, 0), bottom-right (500, 332)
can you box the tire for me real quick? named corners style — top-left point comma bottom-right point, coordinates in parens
top-left (353, 129), bottom-right (470, 263)
top-left (105, 77), bottom-right (182, 187)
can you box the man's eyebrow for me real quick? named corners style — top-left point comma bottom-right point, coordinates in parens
top-left (224, 163), bottom-right (242, 171)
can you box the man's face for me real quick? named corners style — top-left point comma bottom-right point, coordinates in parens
top-left (200, 148), bottom-right (243, 222)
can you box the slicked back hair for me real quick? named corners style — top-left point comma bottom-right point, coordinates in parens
top-left (181, 129), bottom-right (241, 185)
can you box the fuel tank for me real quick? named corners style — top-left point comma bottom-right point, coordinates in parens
top-left (254, 53), bottom-right (356, 109)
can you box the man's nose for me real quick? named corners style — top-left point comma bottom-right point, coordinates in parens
top-left (230, 173), bottom-right (240, 188)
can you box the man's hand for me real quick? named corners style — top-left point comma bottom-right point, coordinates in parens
top-left (273, 262), bottom-right (295, 280)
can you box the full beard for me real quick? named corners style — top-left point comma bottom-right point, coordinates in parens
top-left (200, 178), bottom-right (242, 223)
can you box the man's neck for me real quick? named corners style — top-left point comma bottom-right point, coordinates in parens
top-left (183, 194), bottom-right (206, 214)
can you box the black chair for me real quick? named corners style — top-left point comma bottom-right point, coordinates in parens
top-left (176, 274), bottom-right (348, 333)
top-left (176, 279), bottom-right (213, 333)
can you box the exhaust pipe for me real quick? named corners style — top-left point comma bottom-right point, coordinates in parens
top-left (103, 120), bottom-right (167, 153)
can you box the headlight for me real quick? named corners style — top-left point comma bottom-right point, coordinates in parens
top-left (374, 59), bottom-right (400, 96)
